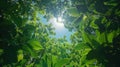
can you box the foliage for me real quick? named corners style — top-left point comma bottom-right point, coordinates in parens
top-left (0, 0), bottom-right (120, 67)
top-left (62, 0), bottom-right (120, 67)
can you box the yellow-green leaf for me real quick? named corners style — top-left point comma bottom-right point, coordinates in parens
top-left (28, 40), bottom-right (43, 51)
top-left (17, 49), bottom-right (23, 62)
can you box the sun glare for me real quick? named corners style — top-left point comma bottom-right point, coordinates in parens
top-left (49, 17), bottom-right (64, 29)
top-left (58, 17), bottom-right (63, 22)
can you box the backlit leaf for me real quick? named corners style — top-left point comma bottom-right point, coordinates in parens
top-left (55, 58), bottom-right (69, 67)
top-left (67, 7), bottom-right (80, 17)
top-left (17, 49), bottom-right (23, 62)
top-left (28, 40), bottom-right (43, 51)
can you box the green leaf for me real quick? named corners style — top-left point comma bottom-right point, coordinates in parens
top-left (52, 55), bottom-right (58, 65)
top-left (26, 63), bottom-right (34, 67)
top-left (0, 49), bottom-right (3, 56)
top-left (67, 7), bottom-right (80, 17)
top-left (96, 31), bottom-right (106, 44)
top-left (82, 31), bottom-right (91, 44)
top-left (23, 45), bottom-right (37, 57)
top-left (28, 40), bottom-right (43, 51)
top-left (82, 48), bottom-right (91, 56)
top-left (75, 43), bottom-right (90, 50)
top-left (85, 59), bottom-right (97, 65)
top-left (107, 31), bottom-right (115, 43)
top-left (91, 20), bottom-right (99, 29)
top-left (55, 58), bottom-right (69, 67)
top-left (17, 49), bottom-right (23, 62)
top-left (100, 33), bottom-right (106, 43)
top-left (80, 56), bottom-right (87, 66)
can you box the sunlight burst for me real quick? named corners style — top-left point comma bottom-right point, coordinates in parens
top-left (57, 17), bottom-right (63, 23)
top-left (49, 17), bottom-right (65, 29)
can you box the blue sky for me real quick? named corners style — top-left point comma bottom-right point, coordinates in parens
top-left (38, 14), bottom-right (73, 42)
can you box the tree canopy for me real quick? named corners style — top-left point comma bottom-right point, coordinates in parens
top-left (0, 0), bottom-right (120, 67)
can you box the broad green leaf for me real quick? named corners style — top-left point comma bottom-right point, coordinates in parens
top-left (80, 56), bottom-right (87, 66)
top-left (75, 44), bottom-right (82, 50)
top-left (107, 31), bottom-right (115, 43)
top-left (96, 30), bottom-right (101, 43)
top-left (83, 59), bottom-right (97, 67)
top-left (28, 40), bottom-right (43, 51)
top-left (83, 15), bottom-right (87, 21)
top-left (91, 20), bottom-right (99, 29)
top-left (85, 59), bottom-right (97, 65)
top-left (52, 55), bottom-right (58, 65)
top-left (67, 7), bottom-right (80, 17)
top-left (55, 58), bottom-right (69, 67)
top-left (82, 31), bottom-right (91, 44)
top-left (96, 31), bottom-right (106, 44)
top-left (23, 45), bottom-right (37, 57)
top-left (75, 43), bottom-right (90, 50)
top-left (100, 33), bottom-right (106, 43)
top-left (17, 49), bottom-right (23, 62)
top-left (82, 48), bottom-right (91, 56)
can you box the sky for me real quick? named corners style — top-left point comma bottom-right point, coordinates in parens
top-left (38, 14), bottom-right (73, 42)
